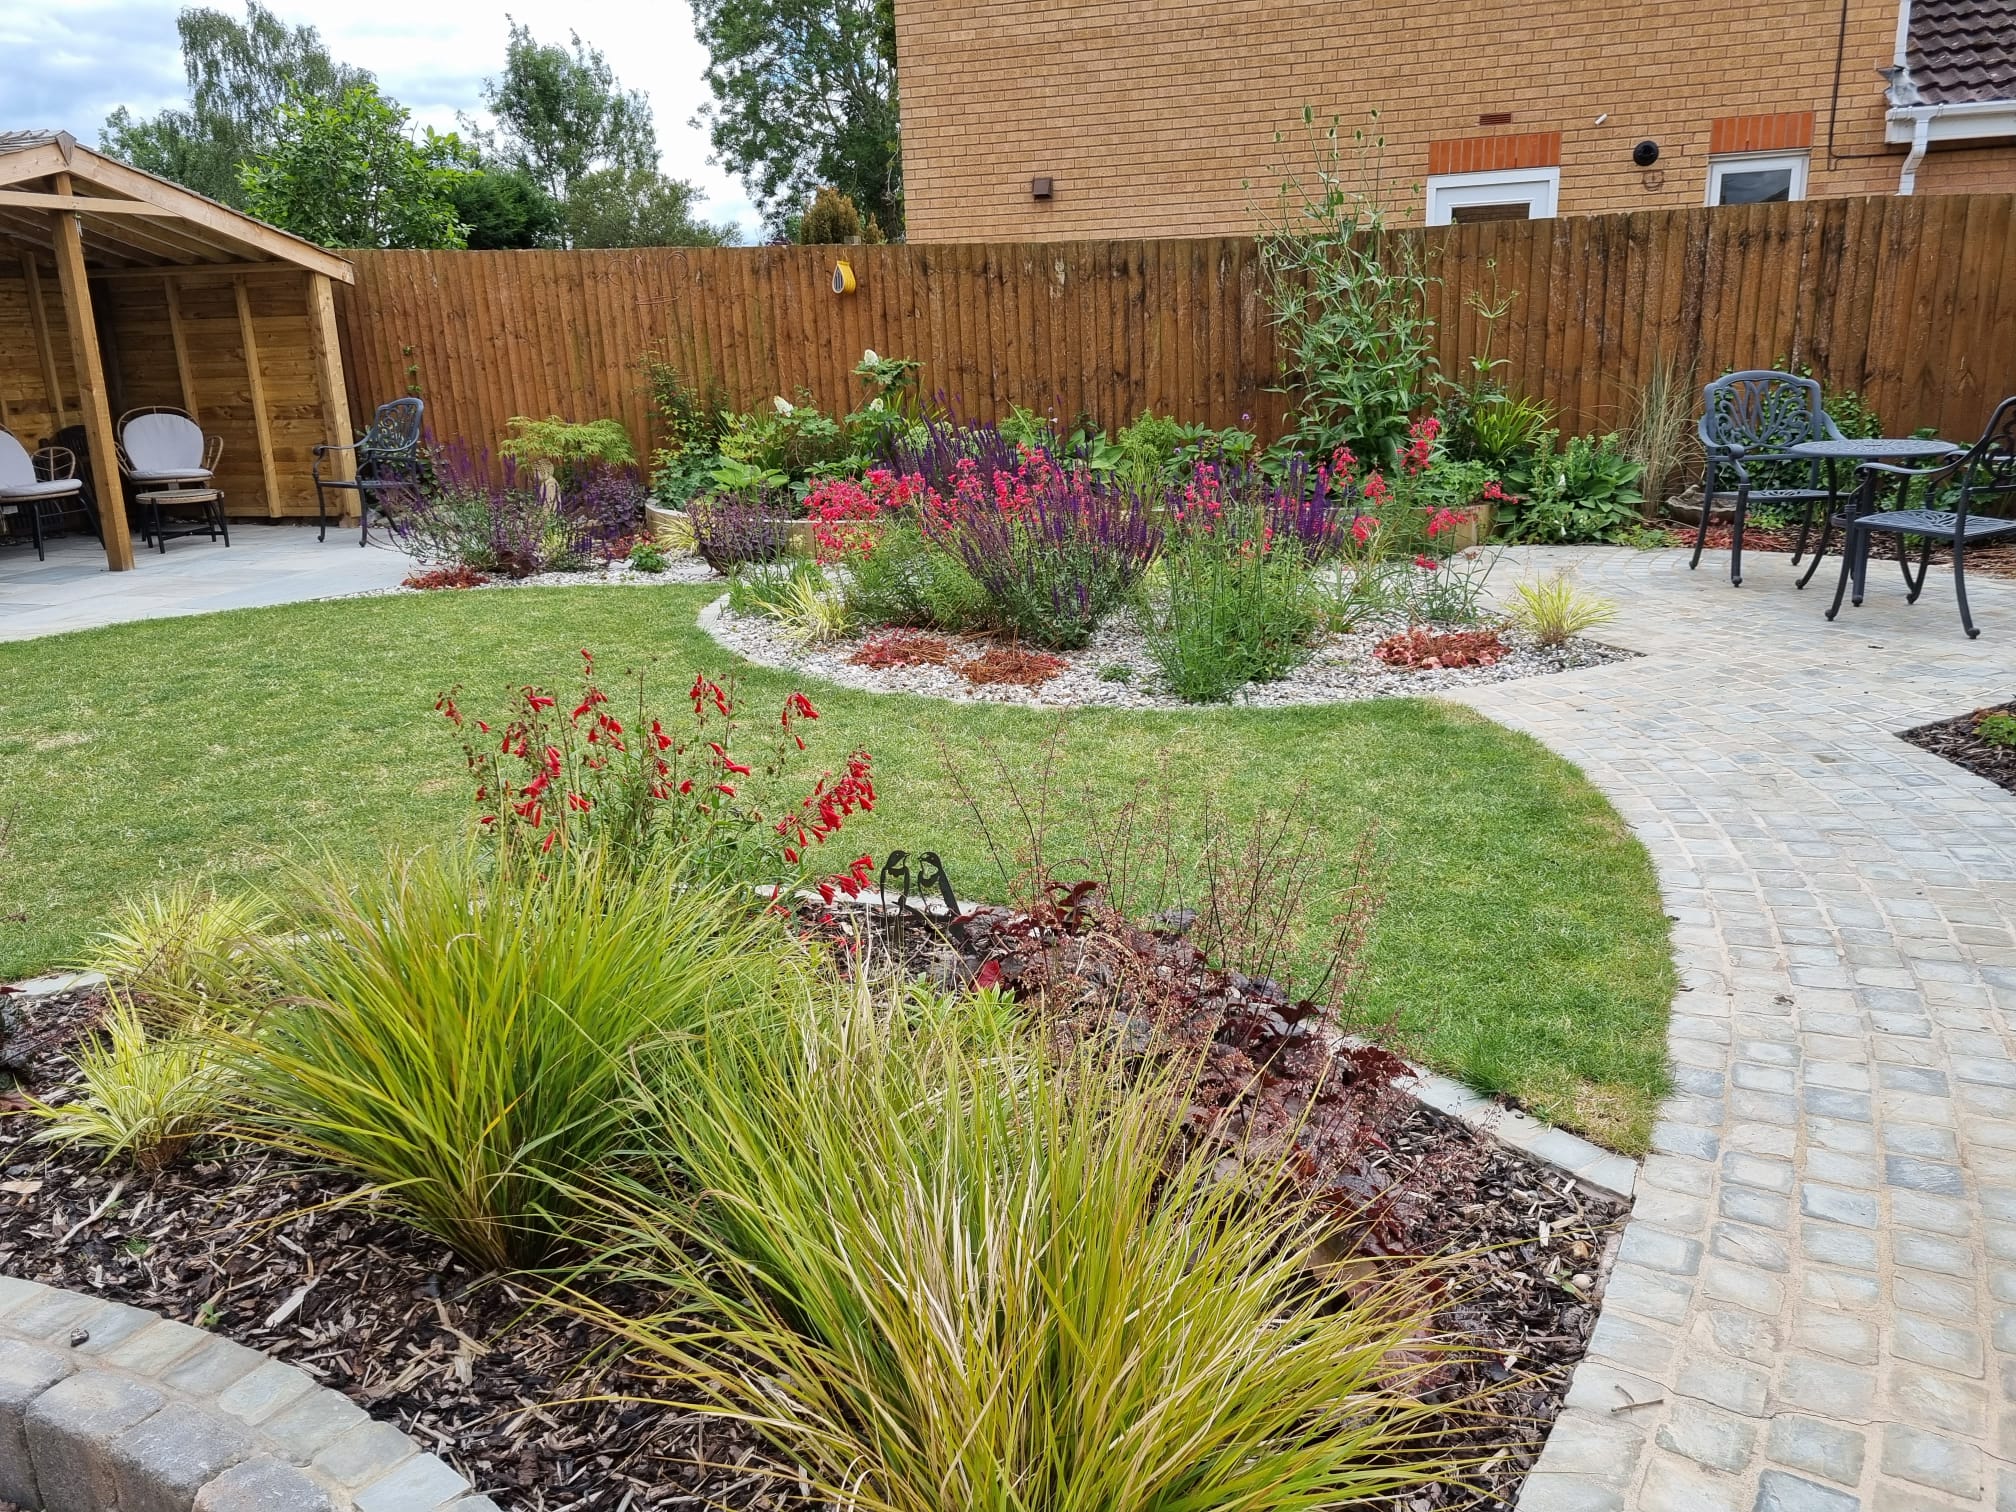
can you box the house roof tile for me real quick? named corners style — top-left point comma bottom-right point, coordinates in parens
top-left (1904, 0), bottom-right (2016, 106)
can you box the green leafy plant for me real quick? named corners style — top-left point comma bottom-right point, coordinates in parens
top-left (232, 843), bottom-right (795, 1269)
top-left (1497, 432), bottom-right (1646, 544)
top-left (1974, 710), bottom-right (2016, 749)
top-left (1508, 573), bottom-right (1620, 647)
top-left (1098, 662), bottom-right (1134, 683)
top-left (836, 518), bottom-right (991, 631)
top-left (572, 982), bottom-right (1467, 1512)
top-left (626, 540), bottom-right (668, 573)
top-left (1259, 109), bottom-right (1437, 468)
top-left (641, 353), bottom-right (725, 460)
top-left (25, 993), bottom-right (235, 1171)
top-left (718, 394), bottom-right (854, 488)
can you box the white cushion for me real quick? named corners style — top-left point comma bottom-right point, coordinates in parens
top-left (128, 468), bottom-right (213, 483)
top-left (0, 478), bottom-right (83, 500)
top-left (0, 431), bottom-right (35, 488)
top-left (122, 412), bottom-right (205, 473)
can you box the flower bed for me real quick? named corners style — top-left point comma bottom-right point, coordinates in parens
top-left (1900, 700), bottom-right (2016, 796)
top-left (704, 591), bottom-right (1631, 709)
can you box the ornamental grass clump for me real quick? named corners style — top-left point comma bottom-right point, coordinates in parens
top-left (571, 980), bottom-right (1470, 1512)
top-left (232, 841), bottom-right (798, 1271)
top-left (1137, 464), bottom-right (1323, 702)
top-left (24, 992), bottom-right (236, 1171)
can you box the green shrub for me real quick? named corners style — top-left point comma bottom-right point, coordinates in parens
top-left (498, 416), bottom-right (637, 484)
top-left (232, 844), bottom-right (795, 1269)
top-left (1497, 432), bottom-right (1646, 543)
top-left (837, 517), bottom-right (990, 630)
top-left (575, 984), bottom-right (1464, 1512)
top-left (626, 540), bottom-right (668, 573)
top-left (24, 992), bottom-right (236, 1171)
top-left (718, 394), bottom-right (857, 486)
top-left (1261, 110), bottom-right (1437, 467)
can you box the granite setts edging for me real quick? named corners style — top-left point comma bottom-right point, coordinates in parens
top-left (0, 1276), bottom-right (496, 1512)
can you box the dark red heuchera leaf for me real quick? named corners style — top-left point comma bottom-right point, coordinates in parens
top-left (1373, 626), bottom-right (1509, 670)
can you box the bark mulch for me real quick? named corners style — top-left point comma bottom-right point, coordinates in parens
top-left (0, 936), bottom-right (1628, 1512)
top-left (1900, 701), bottom-right (2016, 797)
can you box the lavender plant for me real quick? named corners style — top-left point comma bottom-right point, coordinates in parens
top-left (687, 490), bottom-right (794, 573)
top-left (920, 452), bottom-right (1161, 649)
top-left (387, 443), bottom-right (642, 578)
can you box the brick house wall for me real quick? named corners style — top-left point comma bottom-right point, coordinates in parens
top-left (892, 0), bottom-right (2016, 242)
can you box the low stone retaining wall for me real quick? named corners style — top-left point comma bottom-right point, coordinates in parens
top-left (0, 1276), bottom-right (495, 1512)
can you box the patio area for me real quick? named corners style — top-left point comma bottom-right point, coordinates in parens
top-left (1460, 547), bottom-right (2016, 1512)
top-left (0, 526), bottom-right (413, 641)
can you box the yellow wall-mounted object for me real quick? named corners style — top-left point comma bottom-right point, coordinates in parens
top-left (832, 259), bottom-right (858, 295)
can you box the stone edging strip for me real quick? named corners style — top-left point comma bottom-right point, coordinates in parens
top-left (0, 1276), bottom-right (495, 1512)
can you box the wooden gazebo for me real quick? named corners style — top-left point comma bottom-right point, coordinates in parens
top-left (0, 130), bottom-right (356, 571)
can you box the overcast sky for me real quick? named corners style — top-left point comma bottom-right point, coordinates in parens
top-left (0, 0), bottom-right (761, 239)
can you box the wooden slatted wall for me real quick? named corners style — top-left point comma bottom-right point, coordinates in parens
top-left (335, 194), bottom-right (2016, 461)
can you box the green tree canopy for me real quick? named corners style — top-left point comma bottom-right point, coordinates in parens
top-left (102, 1), bottom-right (370, 207)
top-left (690, 0), bottom-right (902, 239)
top-left (562, 167), bottom-right (735, 249)
top-left (473, 20), bottom-right (658, 207)
top-left (446, 166), bottom-right (564, 250)
top-left (240, 84), bottom-right (467, 249)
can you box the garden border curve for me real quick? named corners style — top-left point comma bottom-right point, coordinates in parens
top-left (0, 1275), bottom-right (495, 1512)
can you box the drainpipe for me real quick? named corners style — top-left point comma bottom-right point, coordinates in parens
top-left (1897, 107), bottom-right (1933, 194)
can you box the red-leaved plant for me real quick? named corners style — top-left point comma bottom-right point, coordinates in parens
top-left (437, 652), bottom-right (878, 898)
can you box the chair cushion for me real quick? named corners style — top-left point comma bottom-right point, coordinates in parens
top-left (122, 412), bottom-right (205, 472)
top-left (1856, 509), bottom-right (2016, 539)
top-left (127, 468), bottom-right (213, 484)
top-left (0, 479), bottom-right (83, 500)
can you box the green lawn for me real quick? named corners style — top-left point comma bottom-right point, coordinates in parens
top-left (0, 584), bottom-right (1672, 1151)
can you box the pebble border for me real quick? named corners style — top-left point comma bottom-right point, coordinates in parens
top-left (0, 1277), bottom-right (495, 1512)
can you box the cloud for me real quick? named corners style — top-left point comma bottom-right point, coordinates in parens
top-left (0, 0), bottom-right (762, 240)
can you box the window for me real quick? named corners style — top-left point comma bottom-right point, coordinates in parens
top-left (1424, 167), bottom-right (1560, 227)
top-left (1707, 151), bottom-right (1808, 206)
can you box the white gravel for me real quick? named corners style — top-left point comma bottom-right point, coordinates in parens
top-left (347, 554), bottom-right (724, 597)
top-left (699, 597), bottom-right (1634, 710)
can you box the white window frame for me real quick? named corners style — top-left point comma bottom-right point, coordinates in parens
top-left (1705, 150), bottom-right (1809, 206)
top-left (1423, 167), bottom-right (1560, 227)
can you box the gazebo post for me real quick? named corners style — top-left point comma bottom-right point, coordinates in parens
top-left (47, 185), bottom-right (133, 571)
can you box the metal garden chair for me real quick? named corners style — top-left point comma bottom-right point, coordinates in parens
top-left (313, 397), bottom-right (425, 545)
top-left (1826, 395), bottom-right (2016, 639)
top-left (1693, 371), bottom-right (1844, 585)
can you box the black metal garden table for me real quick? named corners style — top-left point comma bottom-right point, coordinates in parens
top-left (1786, 437), bottom-right (1962, 588)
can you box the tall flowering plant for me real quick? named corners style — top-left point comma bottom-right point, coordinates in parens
top-left (437, 653), bottom-right (877, 897)
top-left (919, 448), bottom-right (1162, 649)
top-left (1322, 418), bottom-right (1488, 566)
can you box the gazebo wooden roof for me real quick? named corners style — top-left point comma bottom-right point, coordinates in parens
top-left (0, 130), bottom-right (356, 571)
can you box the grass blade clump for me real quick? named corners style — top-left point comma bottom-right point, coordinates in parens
top-left (576, 978), bottom-right (1470, 1511)
top-left (234, 843), bottom-right (793, 1270)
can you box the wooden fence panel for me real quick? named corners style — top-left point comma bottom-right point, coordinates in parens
top-left (336, 195), bottom-right (2016, 462)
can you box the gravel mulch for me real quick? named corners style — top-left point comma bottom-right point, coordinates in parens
top-left (1900, 700), bottom-right (2016, 797)
top-left (701, 598), bottom-right (1634, 711)
top-left (352, 555), bottom-right (722, 599)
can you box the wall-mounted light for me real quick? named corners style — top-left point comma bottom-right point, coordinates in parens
top-left (832, 259), bottom-right (858, 295)
top-left (1030, 177), bottom-right (1054, 201)
top-left (1633, 140), bottom-right (1661, 167)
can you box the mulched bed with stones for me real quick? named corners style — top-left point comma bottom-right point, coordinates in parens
top-left (1900, 700), bottom-right (2016, 797)
top-left (1, 947), bottom-right (1627, 1511)
top-left (1668, 524), bottom-right (2016, 580)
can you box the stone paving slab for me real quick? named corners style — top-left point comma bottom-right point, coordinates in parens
top-left (0, 528), bottom-right (415, 641)
top-left (1455, 548), bottom-right (2016, 1512)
